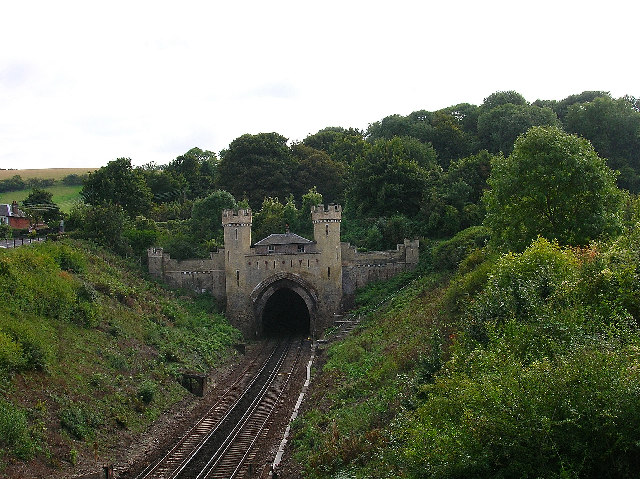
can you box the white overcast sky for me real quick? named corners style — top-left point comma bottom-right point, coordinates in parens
top-left (1, 0), bottom-right (638, 169)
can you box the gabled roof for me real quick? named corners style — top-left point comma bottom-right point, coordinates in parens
top-left (0, 205), bottom-right (9, 217)
top-left (254, 233), bottom-right (313, 246)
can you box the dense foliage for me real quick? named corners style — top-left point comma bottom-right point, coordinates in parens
top-left (0, 241), bottom-right (240, 468)
top-left (291, 234), bottom-right (640, 478)
top-left (483, 126), bottom-right (623, 251)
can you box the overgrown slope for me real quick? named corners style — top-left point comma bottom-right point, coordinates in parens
top-left (0, 239), bottom-right (241, 475)
top-left (291, 233), bottom-right (640, 478)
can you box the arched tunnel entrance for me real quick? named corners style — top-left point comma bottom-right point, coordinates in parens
top-left (261, 288), bottom-right (310, 337)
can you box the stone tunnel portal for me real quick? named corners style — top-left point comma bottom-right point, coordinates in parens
top-left (261, 288), bottom-right (310, 337)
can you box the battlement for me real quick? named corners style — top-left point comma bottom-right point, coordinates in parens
top-left (311, 204), bottom-right (342, 223)
top-left (222, 208), bottom-right (252, 226)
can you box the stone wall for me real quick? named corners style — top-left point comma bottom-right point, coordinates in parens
top-left (147, 247), bottom-right (226, 305)
top-left (341, 239), bottom-right (419, 309)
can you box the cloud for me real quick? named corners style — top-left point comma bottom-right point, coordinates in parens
top-left (244, 82), bottom-right (299, 100)
top-left (0, 61), bottom-right (36, 89)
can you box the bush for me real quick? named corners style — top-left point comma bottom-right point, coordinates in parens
top-left (49, 243), bottom-right (86, 273)
top-left (0, 223), bottom-right (11, 239)
top-left (432, 226), bottom-right (491, 271)
top-left (396, 340), bottom-right (640, 478)
top-left (138, 380), bottom-right (157, 404)
top-left (0, 398), bottom-right (37, 459)
top-left (472, 237), bottom-right (578, 325)
top-left (0, 330), bottom-right (25, 374)
top-left (0, 315), bottom-right (52, 372)
top-left (59, 405), bottom-right (101, 440)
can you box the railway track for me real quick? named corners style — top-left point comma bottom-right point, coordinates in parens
top-left (131, 338), bottom-right (303, 479)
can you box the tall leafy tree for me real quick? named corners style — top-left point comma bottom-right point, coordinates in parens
top-left (348, 136), bottom-right (438, 218)
top-left (290, 143), bottom-right (346, 203)
top-left (164, 147), bottom-right (217, 200)
top-left (477, 103), bottom-right (560, 155)
top-left (483, 126), bottom-right (623, 252)
top-left (481, 90), bottom-right (528, 110)
top-left (564, 96), bottom-right (640, 192)
top-left (217, 133), bottom-right (297, 208)
top-left (252, 197), bottom-right (287, 242)
top-left (190, 190), bottom-right (237, 244)
top-left (22, 188), bottom-right (62, 226)
top-left (81, 158), bottom-right (152, 217)
top-left (422, 150), bottom-right (494, 237)
top-left (552, 90), bottom-right (610, 121)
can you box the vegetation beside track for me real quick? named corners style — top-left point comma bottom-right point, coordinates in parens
top-left (0, 239), bottom-right (240, 474)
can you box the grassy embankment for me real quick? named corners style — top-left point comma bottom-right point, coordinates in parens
top-left (0, 169), bottom-right (95, 214)
top-left (0, 239), bottom-right (241, 475)
top-left (291, 230), bottom-right (640, 478)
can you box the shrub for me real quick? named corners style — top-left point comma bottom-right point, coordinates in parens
top-left (0, 316), bottom-right (52, 372)
top-left (0, 398), bottom-right (37, 459)
top-left (59, 405), bottom-right (101, 440)
top-left (0, 223), bottom-right (11, 239)
top-left (432, 226), bottom-right (491, 272)
top-left (472, 237), bottom-right (578, 325)
top-left (0, 330), bottom-right (25, 374)
top-left (138, 380), bottom-right (157, 404)
top-left (49, 243), bottom-right (86, 273)
top-left (396, 341), bottom-right (640, 478)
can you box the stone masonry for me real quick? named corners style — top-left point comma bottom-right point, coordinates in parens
top-left (148, 205), bottom-right (418, 338)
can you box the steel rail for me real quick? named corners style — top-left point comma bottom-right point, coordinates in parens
top-left (169, 346), bottom-right (288, 479)
top-left (132, 340), bottom-right (277, 479)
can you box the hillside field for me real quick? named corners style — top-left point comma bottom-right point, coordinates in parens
top-left (0, 168), bottom-right (95, 181)
top-left (0, 185), bottom-right (83, 214)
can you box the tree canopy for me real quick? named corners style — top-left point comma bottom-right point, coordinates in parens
top-left (483, 126), bottom-right (623, 252)
top-left (348, 136), bottom-right (438, 218)
top-left (81, 158), bottom-right (152, 217)
top-left (216, 133), bottom-right (297, 208)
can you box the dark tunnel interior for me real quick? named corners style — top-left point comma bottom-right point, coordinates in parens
top-left (262, 288), bottom-right (310, 337)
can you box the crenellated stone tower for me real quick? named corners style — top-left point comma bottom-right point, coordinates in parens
top-left (311, 204), bottom-right (342, 323)
top-left (222, 208), bottom-right (253, 332)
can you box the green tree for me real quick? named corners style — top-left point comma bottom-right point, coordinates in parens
top-left (217, 133), bottom-right (297, 208)
top-left (22, 188), bottom-right (62, 226)
top-left (79, 204), bottom-right (129, 253)
top-left (481, 90), bottom-right (528, 110)
top-left (422, 150), bottom-right (494, 237)
top-left (477, 102), bottom-right (560, 155)
top-left (366, 114), bottom-right (424, 142)
top-left (426, 110), bottom-right (480, 168)
top-left (190, 190), bottom-right (237, 244)
top-left (139, 164), bottom-right (187, 203)
top-left (164, 147), bottom-right (217, 199)
top-left (252, 197), bottom-right (286, 242)
top-left (565, 95), bottom-right (640, 192)
top-left (348, 136), bottom-right (438, 218)
top-left (483, 126), bottom-right (623, 252)
top-left (290, 143), bottom-right (346, 203)
top-left (297, 187), bottom-right (323, 238)
top-left (81, 158), bottom-right (152, 217)
top-left (551, 90), bottom-right (610, 121)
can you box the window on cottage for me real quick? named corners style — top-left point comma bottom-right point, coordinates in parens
top-left (325, 224), bottom-right (329, 236)
top-left (297, 244), bottom-right (305, 253)
top-left (268, 245), bottom-right (275, 253)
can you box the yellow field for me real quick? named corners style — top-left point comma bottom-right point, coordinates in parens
top-left (0, 168), bottom-right (96, 180)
